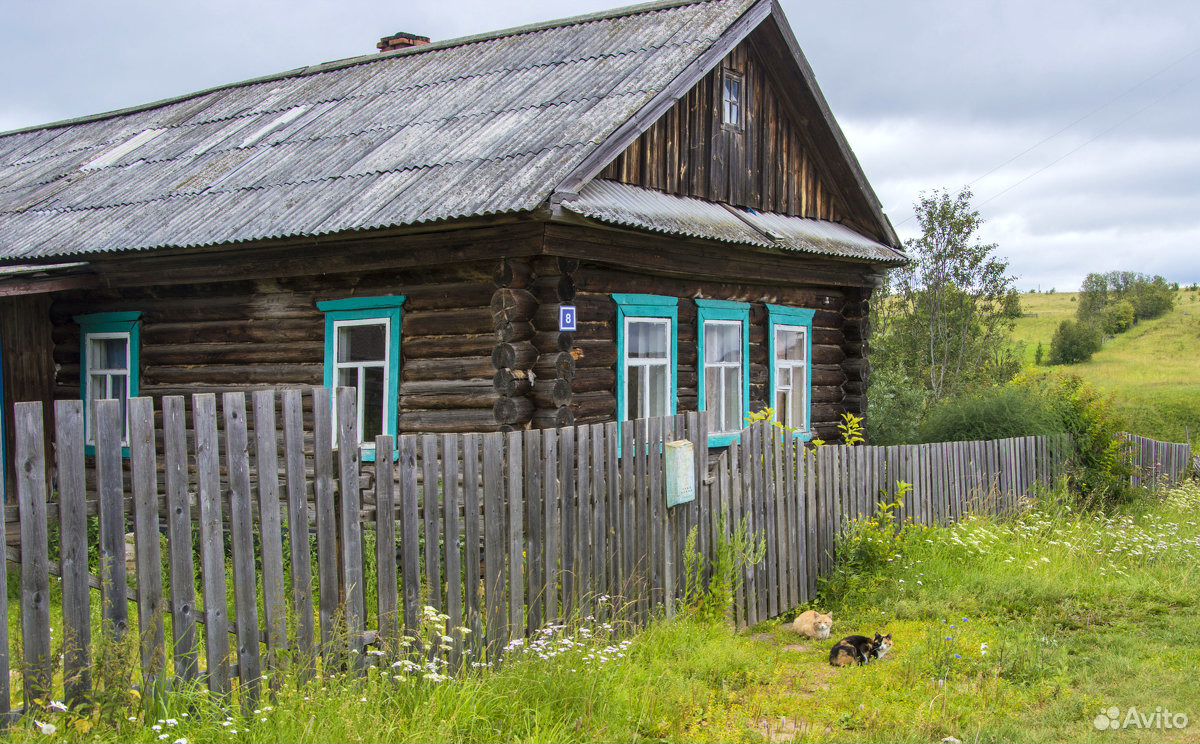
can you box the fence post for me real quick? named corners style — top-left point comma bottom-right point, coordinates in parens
top-left (223, 391), bottom-right (263, 705)
top-left (129, 396), bottom-right (166, 695)
top-left (193, 393), bottom-right (232, 697)
top-left (15, 402), bottom-right (51, 710)
top-left (95, 398), bottom-right (129, 641)
top-left (334, 388), bottom-right (366, 672)
top-left (55, 400), bottom-right (91, 705)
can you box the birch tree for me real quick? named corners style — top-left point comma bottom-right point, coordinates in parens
top-left (875, 187), bottom-right (1020, 403)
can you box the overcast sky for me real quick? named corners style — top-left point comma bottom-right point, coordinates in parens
top-left (2, 0), bottom-right (1197, 290)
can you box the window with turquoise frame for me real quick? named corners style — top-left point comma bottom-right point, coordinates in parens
top-left (696, 299), bottom-right (750, 446)
top-left (766, 304), bottom-right (814, 438)
top-left (318, 296), bottom-right (405, 462)
top-left (614, 294), bottom-right (678, 423)
top-left (76, 311), bottom-right (142, 453)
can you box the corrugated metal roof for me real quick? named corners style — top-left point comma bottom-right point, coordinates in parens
top-left (562, 179), bottom-right (906, 263)
top-left (0, 0), bottom-right (757, 261)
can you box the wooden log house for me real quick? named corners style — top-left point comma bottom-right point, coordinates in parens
top-left (0, 0), bottom-right (904, 500)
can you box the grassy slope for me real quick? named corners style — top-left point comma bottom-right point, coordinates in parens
top-left (10, 485), bottom-right (1200, 743)
top-left (1014, 290), bottom-right (1200, 442)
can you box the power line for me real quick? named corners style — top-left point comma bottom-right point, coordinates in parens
top-left (967, 43), bottom-right (1200, 189)
top-left (888, 42), bottom-right (1200, 227)
top-left (977, 69), bottom-right (1199, 209)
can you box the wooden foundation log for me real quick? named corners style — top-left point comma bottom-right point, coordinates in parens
top-left (490, 289), bottom-right (538, 325)
top-left (531, 378), bottom-right (573, 409)
top-left (493, 396), bottom-right (535, 425)
top-left (492, 368), bottom-right (534, 397)
top-left (399, 380), bottom-right (500, 410)
top-left (404, 334), bottom-right (495, 358)
top-left (533, 352), bottom-right (575, 381)
top-left (569, 391), bottom-right (616, 420)
top-left (405, 308), bottom-right (493, 336)
top-left (491, 341), bottom-right (538, 371)
top-left (495, 321), bottom-right (535, 344)
top-left (404, 357), bottom-right (494, 382)
top-left (494, 259), bottom-right (533, 289)
top-left (571, 366), bottom-right (615, 394)
top-left (533, 331), bottom-right (573, 353)
top-left (399, 409), bottom-right (503, 433)
top-left (570, 340), bottom-right (617, 368)
top-left (532, 408), bottom-right (574, 429)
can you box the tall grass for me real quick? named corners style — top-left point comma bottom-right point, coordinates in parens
top-left (9, 482), bottom-right (1200, 742)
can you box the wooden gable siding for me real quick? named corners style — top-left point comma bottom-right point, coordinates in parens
top-left (598, 38), bottom-right (849, 223)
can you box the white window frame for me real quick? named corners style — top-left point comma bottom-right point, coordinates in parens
top-left (722, 70), bottom-right (744, 131)
top-left (773, 323), bottom-right (810, 433)
top-left (703, 319), bottom-right (744, 436)
top-left (84, 330), bottom-right (133, 446)
top-left (621, 316), bottom-right (673, 422)
top-left (331, 316), bottom-right (392, 454)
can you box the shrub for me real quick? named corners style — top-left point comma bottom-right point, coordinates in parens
top-left (1130, 276), bottom-right (1175, 320)
top-left (1011, 371), bottom-right (1130, 503)
top-left (1100, 300), bottom-right (1135, 335)
top-left (865, 365), bottom-right (929, 445)
top-left (1034, 341), bottom-right (1044, 366)
top-left (1048, 319), bottom-right (1101, 364)
top-left (917, 385), bottom-right (1064, 443)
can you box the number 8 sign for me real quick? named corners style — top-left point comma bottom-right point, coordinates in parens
top-left (559, 305), bottom-right (577, 332)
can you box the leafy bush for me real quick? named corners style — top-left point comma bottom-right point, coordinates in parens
top-left (1131, 276), bottom-right (1175, 320)
top-left (1011, 371), bottom-right (1130, 503)
top-left (1048, 319), bottom-right (1101, 364)
top-left (917, 385), bottom-right (1064, 443)
top-left (1100, 300), bottom-right (1135, 335)
top-left (865, 365), bottom-right (929, 445)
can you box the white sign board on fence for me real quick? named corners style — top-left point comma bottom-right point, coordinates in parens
top-left (665, 439), bottom-right (696, 507)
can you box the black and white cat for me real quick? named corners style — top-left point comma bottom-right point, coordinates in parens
top-left (829, 632), bottom-right (893, 666)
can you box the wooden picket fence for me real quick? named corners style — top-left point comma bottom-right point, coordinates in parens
top-left (2, 388), bottom-right (1071, 717)
top-left (1123, 433), bottom-right (1195, 490)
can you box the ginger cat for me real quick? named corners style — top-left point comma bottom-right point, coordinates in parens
top-left (792, 610), bottom-right (833, 640)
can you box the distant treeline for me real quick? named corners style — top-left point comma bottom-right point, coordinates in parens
top-left (1046, 272), bottom-right (1177, 365)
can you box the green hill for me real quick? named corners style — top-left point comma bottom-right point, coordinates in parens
top-left (1014, 289), bottom-right (1200, 442)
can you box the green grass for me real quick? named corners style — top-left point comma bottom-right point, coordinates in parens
top-left (10, 483), bottom-right (1200, 743)
top-left (1014, 289), bottom-right (1200, 442)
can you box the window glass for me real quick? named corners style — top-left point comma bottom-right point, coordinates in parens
top-left (722, 74), bottom-right (743, 128)
top-left (85, 333), bottom-right (132, 444)
top-left (625, 319), bottom-right (671, 420)
top-left (774, 324), bottom-right (808, 430)
top-left (333, 319), bottom-right (389, 450)
top-left (362, 366), bottom-right (385, 441)
top-left (720, 367), bottom-right (741, 433)
top-left (778, 328), bottom-right (805, 361)
top-left (98, 337), bottom-right (127, 369)
top-left (705, 323), bottom-right (740, 363)
top-left (703, 320), bottom-right (744, 434)
top-left (338, 323), bottom-right (386, 363)
top-left (628, 320), bottom-right (668, 359)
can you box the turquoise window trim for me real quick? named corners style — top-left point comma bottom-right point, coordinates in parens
top-left (766, 304), bottom-right (815, 441)
top-left (696, 299), bottom-right (750, 448)
top-left (76, 311), bottom-right (143, 458)
top-left (316, 296), bottom-right (409, 312)
top-left (320, 296), bottom-right (405, 462)
top-left (614, 294), bottom-right (678, 432)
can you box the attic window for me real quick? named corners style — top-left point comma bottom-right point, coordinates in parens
top-left (722, 70), bottom-right (744, 131)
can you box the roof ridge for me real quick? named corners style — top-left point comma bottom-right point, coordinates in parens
top-left (0, 0), bottom-right (719, 139)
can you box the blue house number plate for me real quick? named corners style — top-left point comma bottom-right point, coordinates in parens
top-left (559, 305), bottom-right (577, 332)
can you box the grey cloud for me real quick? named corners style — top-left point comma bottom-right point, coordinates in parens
top-left (1, 0), bottom-right (1196, 288)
